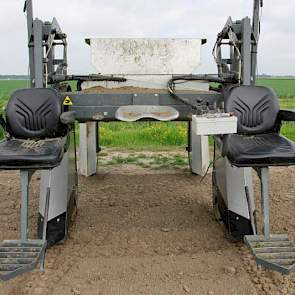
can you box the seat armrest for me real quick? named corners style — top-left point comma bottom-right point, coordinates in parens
top-left (278, 110), bottom-right (295, 122)
top-left (60, 111), bottom-right (76, 125)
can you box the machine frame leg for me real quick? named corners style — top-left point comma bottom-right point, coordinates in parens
top-left (189, 121), bottom-right (210, 176)
top-left (79, 122), bottom-right (97, 176)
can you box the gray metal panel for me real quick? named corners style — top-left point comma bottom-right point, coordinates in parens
top-left (133, 94), bottom-right (160, 105)
top-left (39, 133), bottom-right (76, 221)
top-left (39, 154), bottom-right (68, 220)
top-left (214, 137), bottom-right (255, 220)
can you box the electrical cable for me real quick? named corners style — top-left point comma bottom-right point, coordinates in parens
top-left (200, 156), bottom-right (222, 183)
top-left (167, 74), bottom-right (236, 110)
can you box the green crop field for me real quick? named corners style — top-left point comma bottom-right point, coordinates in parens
top-left (0, 78), bottom-right (294, 147)
top-left (0, 80), bottom-right (29, 102)
top-left (256, 78), bottom-right (295, 99)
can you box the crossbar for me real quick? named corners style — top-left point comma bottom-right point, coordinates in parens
top-left (65, 92), bottom-right (223, 122)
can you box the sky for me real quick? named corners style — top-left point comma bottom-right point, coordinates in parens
top-left (0, 0), bottom-right (294, 75)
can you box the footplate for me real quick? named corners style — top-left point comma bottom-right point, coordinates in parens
top-left (0, 240), bottom-right (46, 281)
top-left (244, 234), bottom-right (295, 274)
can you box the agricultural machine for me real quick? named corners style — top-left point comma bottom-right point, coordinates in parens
top-left (1, 0), bottom-right (295, 281)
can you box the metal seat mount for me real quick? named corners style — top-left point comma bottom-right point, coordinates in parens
top-left (0, 170), bottom-right (51, 281)
top-left (244, 167), bottom-right (295, 274)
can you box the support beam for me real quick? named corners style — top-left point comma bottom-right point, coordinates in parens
top-left (190, 134), bottom-right (209, 176)
top-left (79, 122), bottom-right (97, 176)
top-left (65, 92), bottom-right (223, 122)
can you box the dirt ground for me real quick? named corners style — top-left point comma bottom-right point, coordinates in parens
top-left (1, 151), bottom-right (295, 295)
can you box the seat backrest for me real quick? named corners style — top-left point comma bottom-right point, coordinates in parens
top-left (225, 85), bottom-right (280, 135)
top-left (6, 88), bottom-right (66, 139)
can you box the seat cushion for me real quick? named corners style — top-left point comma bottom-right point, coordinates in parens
top-left (223, 133), bottom-right (295, 167)
top-left (0, 138), bottom-right (64, 169)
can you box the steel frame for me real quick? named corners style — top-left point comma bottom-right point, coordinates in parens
top-left (24, 0), bottom-right (262, 121)
top-left (23, 0), bottom-right (263, 237)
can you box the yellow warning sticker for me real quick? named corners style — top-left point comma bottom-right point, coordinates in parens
top-left (63, 96), bottom-right (73, 106)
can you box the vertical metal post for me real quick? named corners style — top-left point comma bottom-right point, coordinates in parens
top-left (241, 17), bottom-right (252, 85)
top-left (79, 122), bottom-right (97, 176)
top-left (230, 41), bottom-right (239, 77)
top-left (251, 0), bottom-right (262, 85)
top-left (190, 133), bottom-right (209, 176)
top-left (260, 167), bottom-right (270, 239)
top-left (63, 39), bottom-right (68, 76)
top-left (20, 170), bottom-right (30, 242)
top-left (33, 19), bottom-right (44, 88)
top-left (25, 0), bottom-right (35, 87)
top-left (25, 0), bottom-right (33, 40)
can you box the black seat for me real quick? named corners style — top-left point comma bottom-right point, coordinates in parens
top-left (223, 133), bottom-right (295, 167)
top-left (0, 138), bottom-right (64, 169)
top-left (219, 85), bottom-right (295, 273)
top-left (0, 88), bottom-right (71, 169)
top-left (0, 88), bottom-right (77, 281)
top-left (222, 85), bottom-right (295, 167)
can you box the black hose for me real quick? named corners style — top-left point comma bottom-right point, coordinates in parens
top-left (66, 74), bottom-right (126, 83)
top-left (48, 74), bottom-right (127, 84)
top-left (167, 74), bottom-right (236, 110)
top-left (169, 74), bottom-right (233, 85)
